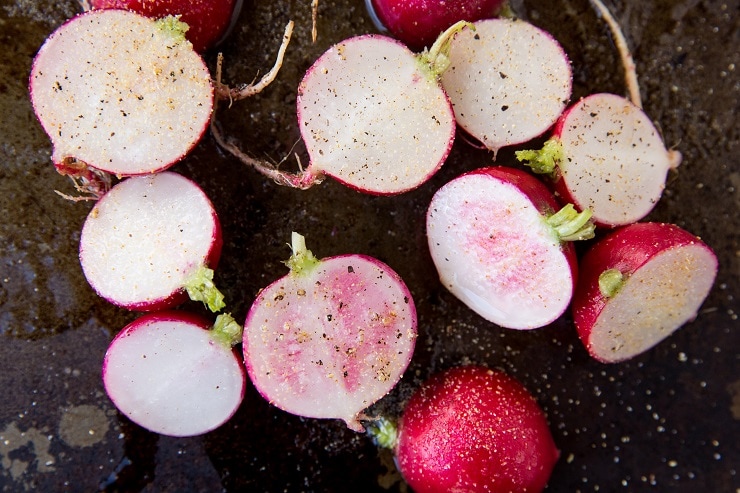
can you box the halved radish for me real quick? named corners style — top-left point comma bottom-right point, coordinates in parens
top-left (103, 311), bottom-right (246, 436)
top-left (79, 171), bottom-right (224, 312)
top-left (426, 166), bottom-right (594, 330)
top-left (29, 10), bottom-right (213, 196)
top-left (440, 18), bottom-right (572, 156)
top-left (243, 233), bottom-right (417, 432)
top-left (572, 222), bottom-right (718, 363)
top-left (516, 93), bottom-right (681, 227)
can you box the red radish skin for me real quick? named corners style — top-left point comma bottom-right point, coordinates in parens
top-left (88, 0), bottom-right (243, 53)
top-left (29, 10), bottom-right (213, 183)
top-left (427, 166), bottom-right (593, 330)
top-left (573, 222), bottom-right (718, 363)
top-left (102, 311), bottom-right (246, 437)
top-left (393, 366), bottom-right (559, 493)
top-left (243, 233), bottom-right (417, 432)
top-left (79, 172), bottom-right (224, 312)
top-left (366, 0), bottom-right (504, 51)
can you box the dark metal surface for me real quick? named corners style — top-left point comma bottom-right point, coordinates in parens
top-left (0, 0), bottom-right (738, 491)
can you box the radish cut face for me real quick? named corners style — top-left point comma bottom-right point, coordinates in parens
top-left (427, 168), bottom-right (578, 329)
top-left (79, 172), bottom-right (222, 311)
top-left (573, 223), bottom-right (718, 363)
top-left (555, 93), bottom-right (674, 227)
top-left (297, 35), bottom-right (455, 195)
top-left (102, 312), bottom-right (245, 436)
top-left (243, 234), bottom-right (417, 431)
top-left (440, 19), bottom-right (572, 154)
top-left (29, 10), bottom-right (213, 176)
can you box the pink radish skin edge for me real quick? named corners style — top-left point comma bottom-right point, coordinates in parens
top-left (572, 222), bottom-right (718, 363)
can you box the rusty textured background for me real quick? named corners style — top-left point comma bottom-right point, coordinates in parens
top-left (0, 0), bottom-right (738, 491)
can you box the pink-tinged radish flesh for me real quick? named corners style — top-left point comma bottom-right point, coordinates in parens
top-left (103, 311), bottom-right (245, 437)
top-left (243, 233), bottom-right (417, 431)
top-left (573, 222), bottom-right (718, 363)
top-left (79, 172), bottom-right (223, 311)
top-left (427, 167), bottom-right (583, 329)
top-left (395, 366), bottom-right (558, 493)
top-left (29, 10), bottom-right (213, 176)
top-left (440, 18), bottom-right (572, 155)
top-left (296, 34), bottom-right (456, 194)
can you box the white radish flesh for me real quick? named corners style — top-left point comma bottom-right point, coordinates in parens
top-left (243, 233), bottom-right (417, 431)
top-left (103, 311), bottom-right (245, 436)
top-left (440, 18), bottom-right (572, 155)
top-left (79, 171), bottom-right (223, 311)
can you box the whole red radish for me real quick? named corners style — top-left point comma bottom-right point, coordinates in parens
top-left (79, 172), bottom-right (225, 312)
top-left (29, 10), bottom-right (213, 195)
top-left (379, 365), bottom-right (558, 493)
top-left (103, 311), bottom-right (246, 436)
top-left (366, 0), bottom-right (504, 51)
top-left (427, 166), bottom-right (594, 330)
top-left (572, 222), bottom-right (718, 363)
top-left (87, 0), bottom-right (243, 53)
top-left (516, 93), bottom-right (681, 227)
top-left (243, 233), bottom-right (417, 432)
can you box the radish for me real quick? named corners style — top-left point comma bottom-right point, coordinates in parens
top-left (242, 233), bottom-right (417, 432)
top-left (516, 93), bottom-right (682, 227)
top-left (86, 0), bottom-right (243, 53)
top-left (370, 365), bottom-right (559, 493)
top-left (29, 9), bottom-right (213, 198)
top-left (103, 311), bottom-right (246, 437)
top-left (426, 166), bottom-right (594, 330)
top-left (439, 18), bottom-right (572, 156)
top-left (79, 171), bottom-right (225, 312)
top-left (572, 222), bottom-right (718, 364)
top-left (365, 0), bottom-right (504, 51)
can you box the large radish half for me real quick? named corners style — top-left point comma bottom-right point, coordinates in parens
top-left (427, 166), bottom-right (594, 330)
top-left (103, 311), bottom-right (246, 436)
top-left (79, 171), bottom-right (224, 312)
top-left (29, 10), bottom-right (213, 179)
top-left (440, 18), bottom-right (572, 155)
top-left (243, 233), bottom-right (417, 431)
top-left (572, 222), bottom-right (718, 363)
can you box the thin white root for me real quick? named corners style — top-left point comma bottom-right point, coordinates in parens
top-left (79, 0), bottom-right (92, 11)
top-left (588, 0), bottom-right (642, 109)
top-left (312, 0), bottom-right (319, 43)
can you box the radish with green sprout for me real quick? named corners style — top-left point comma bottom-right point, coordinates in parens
top-left (516, 93), bottom-right (682, 227)
top-left (426, 166), bottom-right (594, 330)
top-left (29, 9), bottom-right (213, 198)
top-left (439, 18), bottom-right (572, 156)
top-left (79, 171), bottom-right (226, 312)
top-left (242, 233), bottom-right (417, 432)
top-left (103, 311), bottom-right (245, 436)
top-left (572, 222), bottom-right (718, 363)
top-left (369, 365), bottom-right (559, 493)
top-left (86, 0), bottom-right (243, 53)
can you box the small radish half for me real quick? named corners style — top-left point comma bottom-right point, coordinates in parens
top-left (440, 18), bottom-right (572, 155)
top-left (29, 10), bottom-right (213, 180)
top-left (103, 311), bottom-right (246, 436)
top-left (516, 93), bottom-right (681, 227)
top-left (79, 171), bottom-right (225, 312)
top-left (243, 233), bottom-right (417, 432)
top-left (572, 222), bottom-right (718, 363)
top-left (426, 166), bottom-right (594, 330)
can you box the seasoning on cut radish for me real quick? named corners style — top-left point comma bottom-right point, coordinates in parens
top-left (572, 222), bottom-right (718, 363)
top-left (365, 0), bottom-right (504, 51)
top-left (85, 0), bottom-right (243, 53)
top-left (29, 9), bottom-right (213, 198)
top-left (427, 166), bottom-right (595, 330)
top-left (369, 365), bottom-right (559, 493)
top-left (439, 18), bottom-right (572, 157)
top-left (103, 311), bottom-right (246, 437)
top-left (516, 93), bottom-right (682, 228)
top-left (242, 233), bottom-right (417, 432)
top-left (79, 171), bottom-right (225, 312)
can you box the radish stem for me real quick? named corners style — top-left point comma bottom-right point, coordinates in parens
top-left (367, 416), bottom-right (398, 449)
top-left (284, 232), bottom-right (320, 276)
top-left (184, 265), bottom-right (226, 312)
top-left (515, 138), bottom-right (564, 175)
top-left (210, 313), bottom-right (243, 347)
top-left (598, 268), bottom-right (625, 298)
top-left (546, 204), bottom-right (596, 242)
top-left (418, 20), bottom-right (473, 79)
top-left (154, 15), bottom-right (190, 45)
